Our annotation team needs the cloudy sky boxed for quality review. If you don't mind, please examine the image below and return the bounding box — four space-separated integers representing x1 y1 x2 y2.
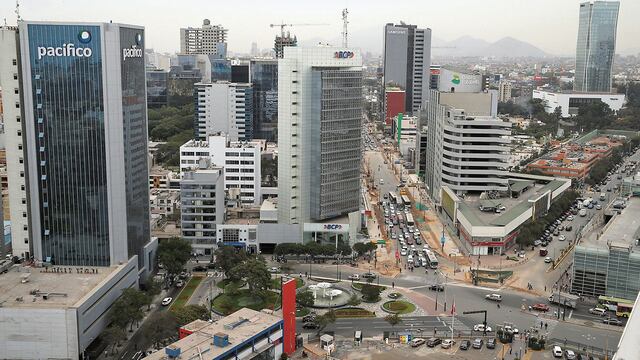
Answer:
2 0 638 55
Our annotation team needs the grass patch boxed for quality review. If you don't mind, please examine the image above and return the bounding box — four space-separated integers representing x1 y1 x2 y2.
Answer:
212 289 279 315
335 307 375 318
216 279 245 289
382 300 416 314
270 277 304 289
170 276 203 310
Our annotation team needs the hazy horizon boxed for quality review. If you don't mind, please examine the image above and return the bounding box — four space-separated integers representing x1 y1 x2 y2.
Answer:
1 0 638 56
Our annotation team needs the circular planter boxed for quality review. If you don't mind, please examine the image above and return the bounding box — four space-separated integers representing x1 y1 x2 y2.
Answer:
381 300 416 315
387 292 402 299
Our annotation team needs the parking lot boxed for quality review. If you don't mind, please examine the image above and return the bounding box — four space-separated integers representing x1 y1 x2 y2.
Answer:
338 339 505 360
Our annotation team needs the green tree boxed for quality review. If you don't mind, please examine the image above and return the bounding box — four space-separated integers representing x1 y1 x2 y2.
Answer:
361 284 383 302
297 291 315 307
172 304 210 325
230 257 271 297
214 245 248 279
102 326 126 355
384 313 402 329
158 237 192 277
142 312 179 349
110 288 148 332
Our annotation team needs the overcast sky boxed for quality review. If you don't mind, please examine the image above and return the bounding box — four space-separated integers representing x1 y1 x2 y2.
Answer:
2 0 638 56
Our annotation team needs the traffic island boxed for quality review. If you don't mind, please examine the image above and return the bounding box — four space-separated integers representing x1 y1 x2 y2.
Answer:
381 300 416 315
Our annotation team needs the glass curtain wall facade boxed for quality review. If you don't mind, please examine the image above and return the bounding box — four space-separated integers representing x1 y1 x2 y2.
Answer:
574 1 619 93
251 60 278 141
26 24 110 266
146 69 168 108
572 245 640 300
120 27 151 269
310 69 362 220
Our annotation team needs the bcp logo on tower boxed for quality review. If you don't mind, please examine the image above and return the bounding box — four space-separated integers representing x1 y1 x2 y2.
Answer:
323 224 343 230
334 51 354 59
36 30 93 60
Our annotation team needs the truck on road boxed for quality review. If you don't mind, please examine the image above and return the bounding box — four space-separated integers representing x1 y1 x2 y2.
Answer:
548 292 579 309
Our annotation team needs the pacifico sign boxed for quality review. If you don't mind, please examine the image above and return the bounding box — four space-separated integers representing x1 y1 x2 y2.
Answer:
334 51 354 59
36 30 94 60
37 43 92 60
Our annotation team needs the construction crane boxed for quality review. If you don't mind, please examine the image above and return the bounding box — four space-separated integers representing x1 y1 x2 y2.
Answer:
269 22 329 58
269 22 329 40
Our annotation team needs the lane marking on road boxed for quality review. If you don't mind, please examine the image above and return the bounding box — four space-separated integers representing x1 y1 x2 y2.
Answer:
568 309 573 319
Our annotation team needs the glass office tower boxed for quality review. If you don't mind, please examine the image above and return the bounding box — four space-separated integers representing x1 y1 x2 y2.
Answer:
251 59 278 141
574 1 619 93
19 21 150 267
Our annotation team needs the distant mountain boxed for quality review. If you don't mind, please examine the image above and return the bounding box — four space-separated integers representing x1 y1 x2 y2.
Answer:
299 28 550 58
433 36 548 58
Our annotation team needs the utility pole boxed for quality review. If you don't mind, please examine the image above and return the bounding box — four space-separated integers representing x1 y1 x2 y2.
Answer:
341 8 349 47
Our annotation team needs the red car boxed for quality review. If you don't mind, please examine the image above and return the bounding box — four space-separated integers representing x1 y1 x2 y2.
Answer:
532 303 550 312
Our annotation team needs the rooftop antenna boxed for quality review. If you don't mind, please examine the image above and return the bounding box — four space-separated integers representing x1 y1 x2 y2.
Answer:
341 8 349 47
15 0 22 22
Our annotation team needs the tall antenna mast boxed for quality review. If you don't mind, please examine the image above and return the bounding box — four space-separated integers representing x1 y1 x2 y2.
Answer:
341 8 349 47
15 0 22 22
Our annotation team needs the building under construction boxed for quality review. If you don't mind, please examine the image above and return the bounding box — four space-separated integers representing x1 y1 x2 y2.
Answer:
274 32 297 58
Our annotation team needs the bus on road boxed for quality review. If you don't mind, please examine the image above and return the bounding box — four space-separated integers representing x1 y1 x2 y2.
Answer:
616 302 633 318
401 195 411 207
389 192 399 204
406 213 415 226
425 250 438 269
598 295 634 312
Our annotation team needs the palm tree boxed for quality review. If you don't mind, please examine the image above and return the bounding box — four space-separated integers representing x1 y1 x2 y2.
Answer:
384 313 402 332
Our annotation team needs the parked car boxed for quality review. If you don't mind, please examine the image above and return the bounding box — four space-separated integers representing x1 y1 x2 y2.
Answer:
545 257 553 263
441 339 455 349
161 297 173 306
566 225 573 231
553 345 563 358
410 338 425 347
175 280 185 288
192 265 207 272
459 340 471 350
485 293 502 302
589 308 607 316
532 303 550 312
565 350 577 360
426 337 442 347
302 314 317 323
559 235 566 241
269 267 280 273
348 274 360 281
486 338 496 349
472 338 483 349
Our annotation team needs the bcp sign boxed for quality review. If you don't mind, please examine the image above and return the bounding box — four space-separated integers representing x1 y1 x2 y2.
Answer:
324 224 343 230
334 51 354 59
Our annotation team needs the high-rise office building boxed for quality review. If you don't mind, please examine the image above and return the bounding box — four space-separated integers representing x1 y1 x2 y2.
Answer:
574 1 619 93
0 26 30 259
9 21 150 267
422 88 507 202
146 68 168 108
180 159 225 255
194 82 254 141
498 80 512 102
277 47 362 224
383 23 431 115
180 19 228 58
251 59 278 140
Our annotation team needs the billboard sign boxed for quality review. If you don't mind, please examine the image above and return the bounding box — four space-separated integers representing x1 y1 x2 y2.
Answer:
437 69 482 93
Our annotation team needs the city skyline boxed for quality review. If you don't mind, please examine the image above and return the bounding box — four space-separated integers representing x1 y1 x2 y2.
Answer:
2 0 639 56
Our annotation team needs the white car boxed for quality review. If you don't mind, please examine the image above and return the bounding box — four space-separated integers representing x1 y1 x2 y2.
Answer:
269 267 280 273
400 249 408 256
485 293 502 302
558 235 566 241
552 345 563 358
565 350 576 360
161 297 173 306
544 257 552 263
567 215 574 221
348 274 360 280
441 339 455 349
473 324 492 332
